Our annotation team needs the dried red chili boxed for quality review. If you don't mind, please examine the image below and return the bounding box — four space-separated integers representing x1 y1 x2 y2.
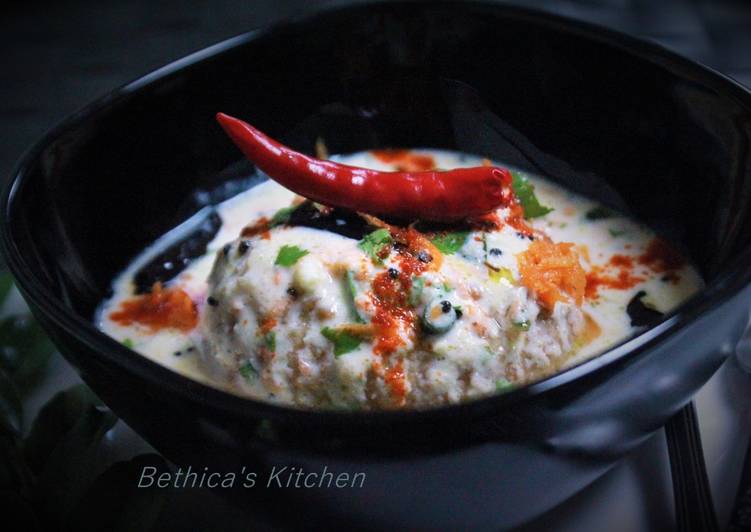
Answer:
216 113 512 222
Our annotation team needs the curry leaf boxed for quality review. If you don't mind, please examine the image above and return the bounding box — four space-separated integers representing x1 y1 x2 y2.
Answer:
321 327 361 357
511 171 553 219
275 245 309 267
358 228 392 263
430 231 468 255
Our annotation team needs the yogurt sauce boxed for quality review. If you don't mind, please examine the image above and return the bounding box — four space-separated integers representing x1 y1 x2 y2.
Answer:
97 149 703 407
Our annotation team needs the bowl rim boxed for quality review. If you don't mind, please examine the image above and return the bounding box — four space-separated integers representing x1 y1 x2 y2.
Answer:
4 0 751 426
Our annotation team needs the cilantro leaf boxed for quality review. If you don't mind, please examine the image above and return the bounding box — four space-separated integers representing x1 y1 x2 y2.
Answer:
269 204 297 227
358 229 392 263
345 271 365 323
430 231 468 254
239 361 258 381
511 171 553 219
321 327 361 356
263 332 276 351
585 206 614 220
275 245 309 267
409 276 425 307
496 378 515 393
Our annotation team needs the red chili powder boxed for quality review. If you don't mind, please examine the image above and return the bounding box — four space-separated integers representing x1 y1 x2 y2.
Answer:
371 149 436 172
110 283 198 332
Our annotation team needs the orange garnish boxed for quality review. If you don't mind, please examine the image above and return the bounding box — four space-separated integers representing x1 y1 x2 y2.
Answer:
517 240 586 310
110 283 198 332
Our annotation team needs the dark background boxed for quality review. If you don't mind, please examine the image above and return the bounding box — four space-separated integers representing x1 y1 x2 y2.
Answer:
3 0 751 186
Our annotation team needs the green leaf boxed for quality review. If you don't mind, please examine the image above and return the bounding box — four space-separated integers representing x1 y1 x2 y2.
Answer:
321 327 361 357
430 231 469 254
121 338 134 349
263 332 276 352
609 228 627 237
24 384 103 475
358 229 392 263
0 272 15 307
33 396 117 525
275 245 309 267
409 276 425 307
0 315 55 394
239 360 258 382
511 171 553 219
0 368 22 435
513 320 531 331
496 378 515 393
65 454 168 532
344 271 365 323
585 206 614 220
269 204 298 227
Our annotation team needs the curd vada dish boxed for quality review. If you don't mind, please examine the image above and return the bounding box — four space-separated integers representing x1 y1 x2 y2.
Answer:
98 114 702 410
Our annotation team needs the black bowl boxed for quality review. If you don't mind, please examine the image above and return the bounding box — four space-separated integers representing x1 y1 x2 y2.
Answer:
4 1 751 529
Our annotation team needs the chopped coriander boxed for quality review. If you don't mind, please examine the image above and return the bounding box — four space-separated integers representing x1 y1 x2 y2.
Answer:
409 276 425 307
513 320 531 331
345 270 366 323
239 360 258 381
264 332 276 351
275 245 309 266
269 204 297 226
585 206 614 220
430 231 469 254
496 378 515 393
510 171 553 219
358 228 392 263
609 228 627 237
122 338 134 349
321 327 361 356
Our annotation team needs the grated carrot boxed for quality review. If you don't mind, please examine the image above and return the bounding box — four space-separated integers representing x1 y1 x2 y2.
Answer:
517 240 586 310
